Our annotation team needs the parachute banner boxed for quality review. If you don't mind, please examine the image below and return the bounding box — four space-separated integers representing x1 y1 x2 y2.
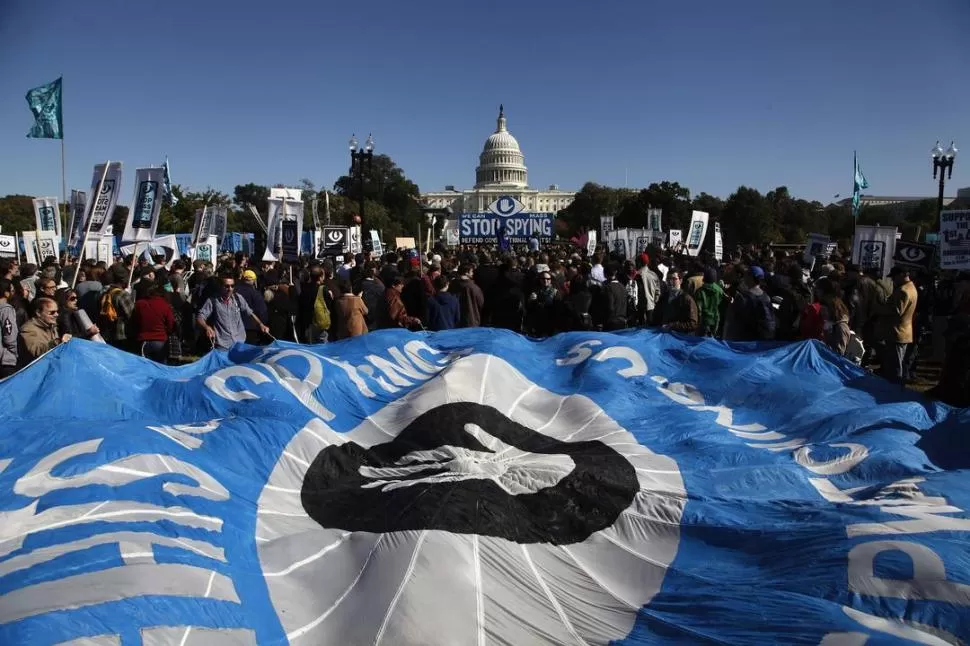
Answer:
0 331 968 644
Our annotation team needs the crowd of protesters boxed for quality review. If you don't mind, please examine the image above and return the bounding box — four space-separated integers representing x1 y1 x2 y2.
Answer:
0 241 968 406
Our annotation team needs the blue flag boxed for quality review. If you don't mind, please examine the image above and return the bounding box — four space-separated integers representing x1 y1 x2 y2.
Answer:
852 151 869 219
0 331 968 644
162 156 178 207
25 77 63 140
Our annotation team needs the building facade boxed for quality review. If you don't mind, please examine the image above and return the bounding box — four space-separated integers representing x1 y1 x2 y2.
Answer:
421 105 575 216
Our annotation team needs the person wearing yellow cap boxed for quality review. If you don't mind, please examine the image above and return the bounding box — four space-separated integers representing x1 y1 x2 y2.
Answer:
237 269 269 345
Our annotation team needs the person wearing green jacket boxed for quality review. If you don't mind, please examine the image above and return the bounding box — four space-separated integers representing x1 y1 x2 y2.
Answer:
695 267 726 337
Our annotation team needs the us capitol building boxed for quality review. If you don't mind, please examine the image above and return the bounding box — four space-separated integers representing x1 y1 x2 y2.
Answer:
421 105 575 215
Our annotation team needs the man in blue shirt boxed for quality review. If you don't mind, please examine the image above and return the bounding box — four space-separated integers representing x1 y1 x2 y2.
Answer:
197 273 269 350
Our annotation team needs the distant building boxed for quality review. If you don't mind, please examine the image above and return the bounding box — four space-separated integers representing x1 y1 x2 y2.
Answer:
836 195 959 209
421 106 575 215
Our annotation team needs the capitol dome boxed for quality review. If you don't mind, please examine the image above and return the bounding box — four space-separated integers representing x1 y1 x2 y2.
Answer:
475 105 528 189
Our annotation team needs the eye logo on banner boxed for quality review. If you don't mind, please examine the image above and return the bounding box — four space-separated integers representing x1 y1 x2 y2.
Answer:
0 235 16 258
319 227 348 256
860 240 886 273
39 206 57 230
258 353 682 644
132 181 158 229
893 241 936 270
488 196 525 218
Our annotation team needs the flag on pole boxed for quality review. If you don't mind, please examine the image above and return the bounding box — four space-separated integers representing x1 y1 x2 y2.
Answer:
852 151 869 219
25 77 63 139
162 156 178 207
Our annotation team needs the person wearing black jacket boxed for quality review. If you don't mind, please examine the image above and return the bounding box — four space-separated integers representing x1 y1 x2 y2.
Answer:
236 270 269 344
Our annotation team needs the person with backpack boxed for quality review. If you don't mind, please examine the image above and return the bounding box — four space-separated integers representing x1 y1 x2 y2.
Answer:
98 267 135 351
723 266 776 342
196 272 270 351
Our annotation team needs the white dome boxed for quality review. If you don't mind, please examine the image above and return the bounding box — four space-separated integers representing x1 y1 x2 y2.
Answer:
475 105 528 189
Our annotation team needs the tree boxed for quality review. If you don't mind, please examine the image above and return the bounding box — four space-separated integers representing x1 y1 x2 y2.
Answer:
233 183 270 216
157 185 230 234
558 182 630 234
333 154 422 235
721 186 780 248
0 195 35 233
641 182 692 232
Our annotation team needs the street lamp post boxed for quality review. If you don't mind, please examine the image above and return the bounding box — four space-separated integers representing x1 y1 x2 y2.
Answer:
349 133 375 233
932 140 957 228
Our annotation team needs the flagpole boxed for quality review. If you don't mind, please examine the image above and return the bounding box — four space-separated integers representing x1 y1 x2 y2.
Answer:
73 160 111 288
60 138 67 243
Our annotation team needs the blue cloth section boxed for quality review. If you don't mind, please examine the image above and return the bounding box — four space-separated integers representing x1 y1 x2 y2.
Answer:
0 331 967 645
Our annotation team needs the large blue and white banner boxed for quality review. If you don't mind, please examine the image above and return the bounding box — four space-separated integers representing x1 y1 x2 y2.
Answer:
0 331 968 644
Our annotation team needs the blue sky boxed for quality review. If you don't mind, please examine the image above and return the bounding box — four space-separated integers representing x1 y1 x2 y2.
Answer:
1 0 968 206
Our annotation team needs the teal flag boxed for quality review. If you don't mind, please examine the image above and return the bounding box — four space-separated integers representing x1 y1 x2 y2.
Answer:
25 77 63 139
852 151 869 219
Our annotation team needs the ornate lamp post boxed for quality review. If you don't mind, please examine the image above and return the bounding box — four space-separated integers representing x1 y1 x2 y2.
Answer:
932 140 957 227
349 133 374 232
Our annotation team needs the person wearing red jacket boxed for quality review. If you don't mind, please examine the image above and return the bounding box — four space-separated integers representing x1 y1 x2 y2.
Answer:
131 284 176 363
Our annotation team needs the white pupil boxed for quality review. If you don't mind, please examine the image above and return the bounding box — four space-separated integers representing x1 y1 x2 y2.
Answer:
358 422 575 495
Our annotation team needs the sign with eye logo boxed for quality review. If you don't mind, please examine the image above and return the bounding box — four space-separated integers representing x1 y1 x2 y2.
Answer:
319 226 349 256
459 196 553 244
852 225 897 277
892 240 936 271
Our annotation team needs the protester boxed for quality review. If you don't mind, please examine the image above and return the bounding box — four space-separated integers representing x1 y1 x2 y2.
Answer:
132 284 177 362
55 288 99 340
385 276 422 329
98 266 135 351
196 273 270 351
655 270 699 334
427 274 460 331
724 266 776 342
236 269 269 345
336 281 369 339
18 297 70 366
450 264 484 328
694 267 724 337
0 279 18 378
881 265 918 384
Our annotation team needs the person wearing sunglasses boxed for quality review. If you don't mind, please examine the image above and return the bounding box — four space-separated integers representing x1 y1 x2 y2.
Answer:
17 297 71 366
55 288 100 340
196 273 270 351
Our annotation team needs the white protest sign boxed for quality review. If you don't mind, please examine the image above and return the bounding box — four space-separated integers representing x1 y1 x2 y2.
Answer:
586 230 597 256
191 236 218 264
803 233 831 266
95 237 113 264
0 235 16 258
370 229 384 255
600 215 614 235
685 211 709 257
669 230 682 249
32 197 61 241
21 231 58 265
714 222 723 263
852 225 897 277
940 210 970 270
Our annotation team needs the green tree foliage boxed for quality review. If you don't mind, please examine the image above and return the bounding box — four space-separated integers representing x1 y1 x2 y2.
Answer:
332 154 422 235
559 182 849 248
0 195 35 233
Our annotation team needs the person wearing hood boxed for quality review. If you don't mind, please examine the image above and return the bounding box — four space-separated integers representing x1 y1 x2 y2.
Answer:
694 267 725 337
